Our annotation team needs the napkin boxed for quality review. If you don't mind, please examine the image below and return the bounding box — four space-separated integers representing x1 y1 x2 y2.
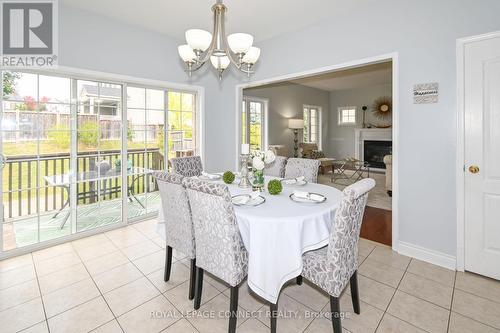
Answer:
233 191 260 205
293 190 324 202
201 172 219 180
283 176 306 185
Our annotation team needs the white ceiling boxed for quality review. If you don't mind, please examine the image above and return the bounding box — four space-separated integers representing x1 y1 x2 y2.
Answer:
291 62 392 91
61 0 348 42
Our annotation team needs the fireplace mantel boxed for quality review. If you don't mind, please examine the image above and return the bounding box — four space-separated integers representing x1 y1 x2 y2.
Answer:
354 128 392 162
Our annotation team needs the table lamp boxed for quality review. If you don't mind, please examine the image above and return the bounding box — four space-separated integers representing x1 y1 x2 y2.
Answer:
288 119 304 157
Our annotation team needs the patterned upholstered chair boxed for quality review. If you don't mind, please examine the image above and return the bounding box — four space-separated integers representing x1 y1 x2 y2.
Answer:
183 177 278 333
284 158 321 183
153 171 197 300
264 156 288 178
300 178 375 333
170 156 203 177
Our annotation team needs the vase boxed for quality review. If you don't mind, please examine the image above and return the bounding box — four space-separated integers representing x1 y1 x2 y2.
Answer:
252 169 265 192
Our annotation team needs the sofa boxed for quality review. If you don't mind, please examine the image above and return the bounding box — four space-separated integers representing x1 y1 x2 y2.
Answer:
383 155 392 196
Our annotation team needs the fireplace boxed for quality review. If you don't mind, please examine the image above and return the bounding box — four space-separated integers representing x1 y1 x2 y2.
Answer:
363 140 392 169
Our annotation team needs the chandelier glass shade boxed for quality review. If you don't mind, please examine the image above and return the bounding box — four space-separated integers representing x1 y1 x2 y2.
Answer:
178 0 260 79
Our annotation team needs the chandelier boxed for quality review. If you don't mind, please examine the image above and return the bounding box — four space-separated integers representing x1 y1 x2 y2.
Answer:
177 0 260 80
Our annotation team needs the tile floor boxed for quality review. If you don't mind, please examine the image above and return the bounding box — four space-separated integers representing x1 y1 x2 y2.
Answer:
1 219 500 333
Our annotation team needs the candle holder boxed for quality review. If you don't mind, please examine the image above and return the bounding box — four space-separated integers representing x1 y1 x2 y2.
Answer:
238 154 251 188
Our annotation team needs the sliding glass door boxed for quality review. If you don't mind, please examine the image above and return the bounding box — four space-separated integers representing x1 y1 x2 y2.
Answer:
1 70 198 253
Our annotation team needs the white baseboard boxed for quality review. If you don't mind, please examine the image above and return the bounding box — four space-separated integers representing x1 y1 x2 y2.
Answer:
397 241 456 270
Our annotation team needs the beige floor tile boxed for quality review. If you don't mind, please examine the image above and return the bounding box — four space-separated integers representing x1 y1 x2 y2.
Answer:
448 312 500 333
358 238 377 258
387 291 449 333
20 320 49 333
407 259 455 287
455 271 500 305
358 258 405 288
452 289 500 329
256 294 316 333
34 251 81 277
223 281 268 312
94 262 143 293
345 275 395 311
38 263 90 295
335 292 384 333
75 239 118 262
282 280 329 312
121 240 161 261
84 251 129 276
132 219 160 239
147 262 190 293
72 233 109 249
105 226 148 248
236 318 271 333
151 236 167 249
376 313 426 333
367 246 410 270
0 253 33 273
117 295 180 333
104 277 160 316
164 280 220 313
204 272 229 292
133 250 168 275
398 272 453 309
0 279 40 311
91 319 124 333
32 243 75 263
188 293 244 333
43 278 100 318
0 297 45 333
161 319 198 333
0 263 36 290
48 297 114 333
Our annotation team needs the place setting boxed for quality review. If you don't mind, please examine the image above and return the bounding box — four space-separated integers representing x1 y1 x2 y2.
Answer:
281 175 308 186
231 191 266 207
289 190 327 204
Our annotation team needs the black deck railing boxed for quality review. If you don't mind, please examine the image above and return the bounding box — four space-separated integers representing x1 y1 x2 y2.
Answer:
3 148 165 219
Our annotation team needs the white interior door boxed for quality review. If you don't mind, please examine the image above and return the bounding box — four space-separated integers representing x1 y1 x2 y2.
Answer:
464 34 500 280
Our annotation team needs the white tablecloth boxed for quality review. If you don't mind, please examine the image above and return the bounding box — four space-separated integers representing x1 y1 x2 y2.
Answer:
155 176 342 303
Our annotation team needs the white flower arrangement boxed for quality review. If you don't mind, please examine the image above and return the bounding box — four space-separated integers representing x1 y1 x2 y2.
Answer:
251 149 276 171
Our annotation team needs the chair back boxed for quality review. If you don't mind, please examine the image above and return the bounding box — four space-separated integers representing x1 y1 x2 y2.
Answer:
284 158 321 183
327 178 375 295
264 156 288 178
182 177 248 287
153 171 195 259
170 156 203 177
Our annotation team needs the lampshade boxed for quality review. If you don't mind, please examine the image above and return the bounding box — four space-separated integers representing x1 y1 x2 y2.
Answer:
178 45 196 62
227 33 254 54
210 55 230 70
288 119 304 129
185 29 212 51
242 47 260 64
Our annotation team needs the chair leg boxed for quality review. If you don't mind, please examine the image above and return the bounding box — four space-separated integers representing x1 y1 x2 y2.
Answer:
164 246 172 282
270 302 278 333
350 270 360 314
330 296 342 333
296 275 303 285
188 259 196 300
228 286 239 333
193 267 204 310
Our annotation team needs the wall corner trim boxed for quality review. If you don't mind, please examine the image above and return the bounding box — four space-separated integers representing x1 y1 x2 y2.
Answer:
398 241 456 270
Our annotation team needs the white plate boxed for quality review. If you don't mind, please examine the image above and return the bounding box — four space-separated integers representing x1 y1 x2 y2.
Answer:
289 192 326 204
198 174 221 181
232 194 266 207
281 178 308 186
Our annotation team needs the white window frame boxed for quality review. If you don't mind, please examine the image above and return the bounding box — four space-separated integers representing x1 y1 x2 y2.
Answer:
303 105 322 149
338 106 357 126
242 96 269 151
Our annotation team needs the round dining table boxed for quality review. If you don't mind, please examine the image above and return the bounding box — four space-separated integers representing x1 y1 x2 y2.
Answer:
157 175 343 304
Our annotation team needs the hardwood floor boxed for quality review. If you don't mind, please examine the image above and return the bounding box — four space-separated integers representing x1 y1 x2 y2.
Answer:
360 206 392 246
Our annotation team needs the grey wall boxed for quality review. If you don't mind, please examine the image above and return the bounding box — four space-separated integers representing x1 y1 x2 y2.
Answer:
328 83 392 158
244 83 330 156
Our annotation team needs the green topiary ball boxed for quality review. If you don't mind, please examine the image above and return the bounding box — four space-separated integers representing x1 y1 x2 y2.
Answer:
267 179 283 195
223 171 235 184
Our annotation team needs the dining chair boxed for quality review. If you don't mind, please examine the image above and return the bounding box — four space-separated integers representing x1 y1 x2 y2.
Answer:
264 156 288 178
284 158 321 183
183 177 278 333
170 156 203 177
153 171 197 300
299 178 375 333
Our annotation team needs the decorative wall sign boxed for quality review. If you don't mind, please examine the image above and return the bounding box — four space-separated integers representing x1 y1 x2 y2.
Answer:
414 82 439 104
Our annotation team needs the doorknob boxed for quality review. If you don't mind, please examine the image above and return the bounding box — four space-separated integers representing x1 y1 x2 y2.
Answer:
468 165 480 174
